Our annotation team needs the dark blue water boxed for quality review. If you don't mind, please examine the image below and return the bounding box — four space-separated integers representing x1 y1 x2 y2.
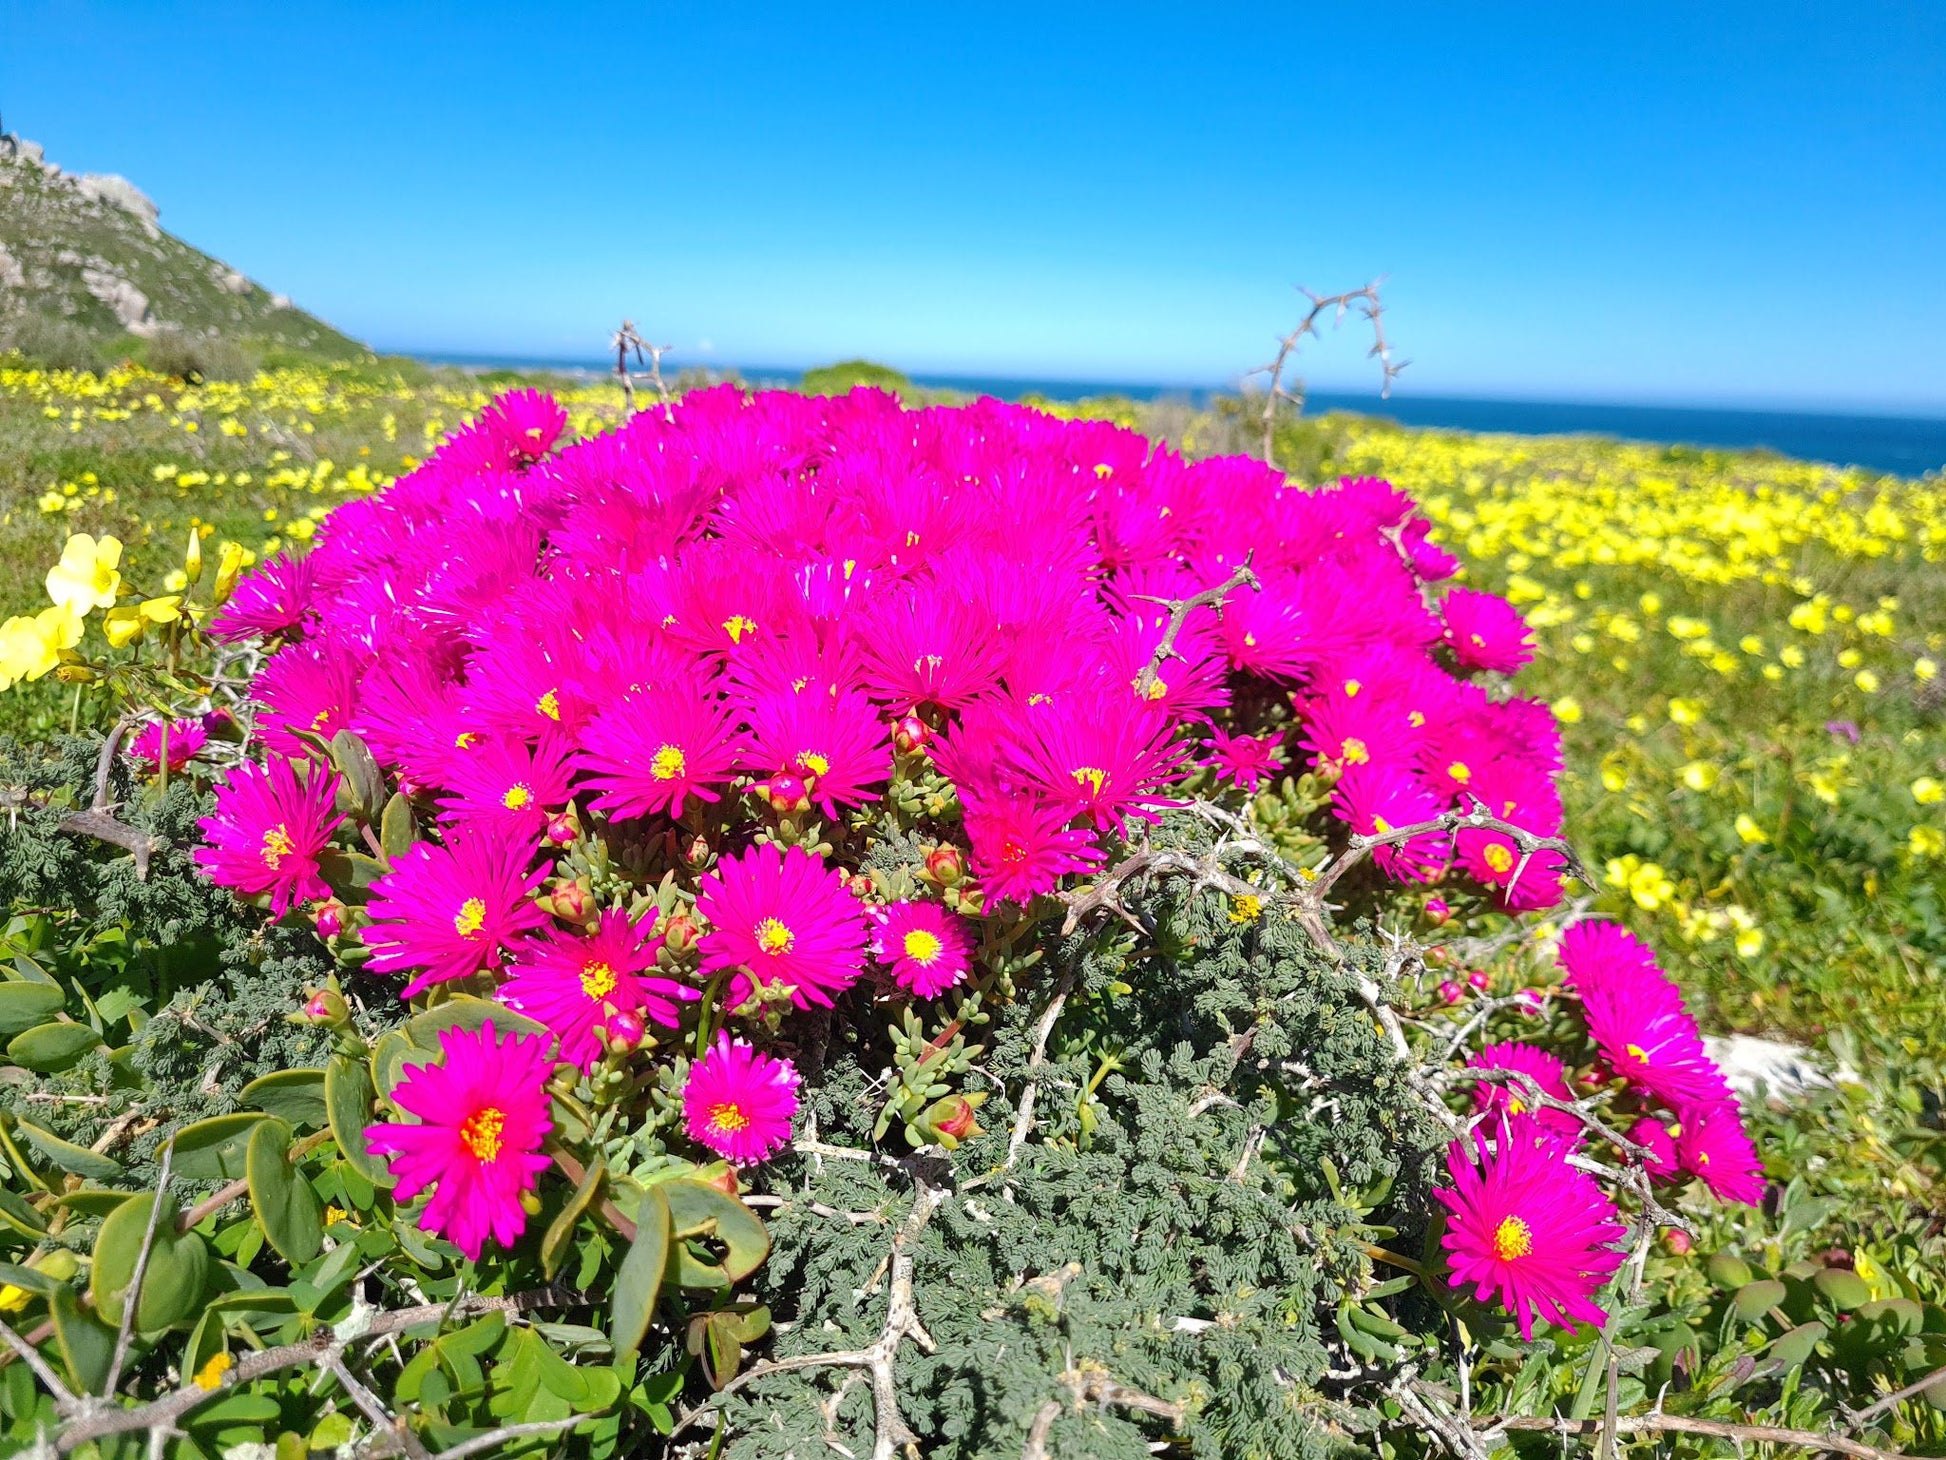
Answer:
409 352 1946 479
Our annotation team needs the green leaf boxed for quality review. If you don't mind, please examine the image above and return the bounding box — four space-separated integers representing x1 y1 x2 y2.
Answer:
1813 1267 1873 1311
243 1069 330 1129
404 994 546 1049
664 1179 769 1289
609 1184 672 1356
6 1022 101 1073
1705 1252 1754 1289
50 1286 115 1393
12 1118 123 1181
380 792 419 860
8 953 58 987
90 1190 211 1331
369 1029 430 1099
51 1189 135 1218
1769 1320 1826 1369
326 1054 391 1188
0 1262 58 1297
1733 1279 1788 1322
0 1187 47 1239
170 1113 267 1181
330 729 387 820
247 1118 323 1265
316 849 389 901
0 983 65 1034
542 1157 605 1283
181 1307 227 1394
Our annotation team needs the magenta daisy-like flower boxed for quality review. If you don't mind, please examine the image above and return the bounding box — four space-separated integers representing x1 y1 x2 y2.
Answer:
1467 1042 1580 1139
683 1033 801 1165
960 792 1105 906
578 686 747 822
1330 762 1448 883
364 1022 554 1260
210 552 318 642
696 842 868 1008
1442 588 1535 675
253 639 362 756
129 716 207 774
743 682 891 817
476 388 569 469
1198 722 1285 793
1676 1100 1764 1205
500 907 695 1069
194 756 343 916
1627 1116 1680 1178
869 901 974 997
364 833 549 998
998 694 1184 835
436 733 575 840
1559 921 1732 1112
1434 1117 1628 1340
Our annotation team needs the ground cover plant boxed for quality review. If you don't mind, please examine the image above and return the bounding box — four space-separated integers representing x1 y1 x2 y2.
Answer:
0 358 1941 1459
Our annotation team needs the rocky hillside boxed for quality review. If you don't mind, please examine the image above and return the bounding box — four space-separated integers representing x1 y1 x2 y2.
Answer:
0 132 365 367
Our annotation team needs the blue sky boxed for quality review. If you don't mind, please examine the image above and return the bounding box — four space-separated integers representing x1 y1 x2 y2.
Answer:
3 2 1942 409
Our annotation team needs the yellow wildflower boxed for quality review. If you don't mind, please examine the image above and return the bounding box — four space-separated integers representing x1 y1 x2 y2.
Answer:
1734 814 1768 845
1667 698 1704 726
1910 827 1945 859
1913 777 1944 806
45 532 123 613
1679 762 1719 792
1551 696 1582 724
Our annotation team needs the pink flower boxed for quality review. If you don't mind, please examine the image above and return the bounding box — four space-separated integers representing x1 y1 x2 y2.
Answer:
997 694 1184 835
210 552 317 642
1442 588 1534 675
1467 1042 1580 1138
129 717 207 774
1330 762 1448 882
960 792 1105 906
869 901 974 997
475 388 569 469
683 1033 800 1164
1559 922 1732 1113
435 733 575 840
578 685 746 822
1435 1117 1627 1339
365 1022 554 1260
252 639 363 756
500 907 695 1070
743 682 891 817
364 834 549 998
1197 722 1286 794
1677 1101 1764 1205
1627 1116 1680 1178
194 756 343 916
696 842 868 1009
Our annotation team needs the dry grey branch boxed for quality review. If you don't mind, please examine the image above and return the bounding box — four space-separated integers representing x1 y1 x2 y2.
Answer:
1249 280 1407 466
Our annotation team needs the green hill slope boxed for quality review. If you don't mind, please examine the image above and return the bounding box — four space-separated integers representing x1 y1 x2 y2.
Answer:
0 132 366 371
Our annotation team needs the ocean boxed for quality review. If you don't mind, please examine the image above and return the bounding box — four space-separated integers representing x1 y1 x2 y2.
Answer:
411 354 1946 479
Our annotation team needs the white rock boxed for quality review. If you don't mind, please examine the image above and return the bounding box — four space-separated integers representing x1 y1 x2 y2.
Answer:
0 244 23 291
74 173 160 238
216 266 251 295
270 292 291 310
1702 1034 1855 1101
80 266 157 335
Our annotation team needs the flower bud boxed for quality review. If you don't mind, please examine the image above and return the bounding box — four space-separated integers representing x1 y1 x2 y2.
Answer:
291 987 349 1027
210 541 248 607
54 663 96 684
1424 896 1451 925
314 900 346 939
544 811 578 846
540 878 595 923
893 713 929 754
1662 1229 1693 1256
520 1190 543 1216
757 774 810 814
1437 978 1464 1005
923 844 966 887
183 525 204 586
847 873 874 899
1423 944 1449 968
201 706 237 737
603 1009 647 1053
918 1093 986 1149
1515 988 1547 1014
1466 969 1490 992
700 1165 741 1198
662 911 700 954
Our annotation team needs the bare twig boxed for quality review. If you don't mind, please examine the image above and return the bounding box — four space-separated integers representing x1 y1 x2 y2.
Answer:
1484 1412 1910 1460
323 1352 432 1460
1004 967 1076 1169
103 1138 173 1397
611 320 674 422
1128 557 1261 700
1248 281 1407 466
426 1418 590 1460
1021 1368 1185 1459
0 1318 76 1414
1846 1360 1946 1430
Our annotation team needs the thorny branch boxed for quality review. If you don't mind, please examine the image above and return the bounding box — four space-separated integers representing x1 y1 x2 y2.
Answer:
1128 557 1261 700
1248 281 1406 467
611 319 674 423
48 716 169 880
1020 1368 1187 1460
1479 1411 1912 1460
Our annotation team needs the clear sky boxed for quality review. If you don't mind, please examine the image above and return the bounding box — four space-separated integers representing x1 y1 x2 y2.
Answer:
3 2 1942 410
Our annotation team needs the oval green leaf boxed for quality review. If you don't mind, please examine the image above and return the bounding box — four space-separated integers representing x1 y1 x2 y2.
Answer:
246 1117 323 1265
326 1054 392 1187
664 1179 770 1288
0 1186 49 1238
1813 1267 1873 1311
90 1191 210 1331
369 1029 430 1100
1769 1320 1826 1369
13 1117 123 1181
404 994 546 1050
243 1068 330 1129
0 983 65 1034
7 1022 101 1073
52 1189 136 1218
541 1156 605 1283
170 1113 267 1181
1732 1279 1787 1323
51 1286 115 1393
609 1184 672 1356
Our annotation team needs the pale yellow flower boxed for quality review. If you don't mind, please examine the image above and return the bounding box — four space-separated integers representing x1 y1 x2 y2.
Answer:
45 532 123 613
1680 762 1719 792
1734 814 1769 845
1551 696 1582 724
1910 826 1945 859
1913 777 1944 806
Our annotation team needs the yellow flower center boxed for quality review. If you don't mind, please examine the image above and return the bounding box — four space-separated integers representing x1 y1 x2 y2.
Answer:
502 782 532 810
1484 843 1515 874
1624 1042 1649 1064
650 744 686 780
1342 737 1370 764
1372 815 1392 834
1448 760 1472 784
902 929 944 965
454 898 488 937
723 613 757 644
260 824 294 869
755 917 794 955
999 838 1027 866
455 730 477 749
709 1101 752 1133
1072 766 1107 795
1507 1097 1527 1114
535 689 561 721
1344 678 1363 697
580 961 617 1000
458 1106 505 1162
1132 675 1167 700
798 751 831 777
1492 1215 1533 1261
